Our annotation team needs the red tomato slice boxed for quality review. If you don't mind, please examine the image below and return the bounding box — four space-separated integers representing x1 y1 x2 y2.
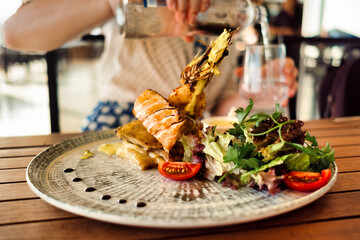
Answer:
283 169 332 191
158 162 201 181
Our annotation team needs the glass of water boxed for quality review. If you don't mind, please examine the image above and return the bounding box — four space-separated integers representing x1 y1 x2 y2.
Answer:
239 44 288 114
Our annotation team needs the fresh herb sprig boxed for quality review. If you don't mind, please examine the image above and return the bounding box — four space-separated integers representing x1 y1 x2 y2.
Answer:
226 99 254 141
226 99 293 140
218 142 260 182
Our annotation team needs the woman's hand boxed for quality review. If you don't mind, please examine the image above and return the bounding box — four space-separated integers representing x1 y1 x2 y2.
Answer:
282 57 298 98
166 0 211 42
215 57 299 116
236 57 298 104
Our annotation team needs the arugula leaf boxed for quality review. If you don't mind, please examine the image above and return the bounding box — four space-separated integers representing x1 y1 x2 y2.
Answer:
309 143 335 172
305 132 319 147
242 158 261 169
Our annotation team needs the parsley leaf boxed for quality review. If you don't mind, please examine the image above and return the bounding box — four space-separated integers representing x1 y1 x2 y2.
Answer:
226 99 254 140
223 142 258 169
226 123 245 141
235 98 254 124
219 142 260 182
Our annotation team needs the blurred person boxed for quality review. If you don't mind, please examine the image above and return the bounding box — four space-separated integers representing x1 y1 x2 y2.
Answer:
270 0 302 37
3 0 298 131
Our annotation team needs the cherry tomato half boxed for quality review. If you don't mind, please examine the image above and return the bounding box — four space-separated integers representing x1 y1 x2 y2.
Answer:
158 162 201 181
283 169 331 192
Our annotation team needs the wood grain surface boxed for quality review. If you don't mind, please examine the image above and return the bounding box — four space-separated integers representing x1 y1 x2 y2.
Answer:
0 118 359 240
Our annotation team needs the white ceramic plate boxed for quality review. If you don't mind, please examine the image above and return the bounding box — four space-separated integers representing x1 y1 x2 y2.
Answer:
26 130 337 229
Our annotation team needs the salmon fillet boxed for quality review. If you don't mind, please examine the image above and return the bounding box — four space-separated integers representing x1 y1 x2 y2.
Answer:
133 89 186 152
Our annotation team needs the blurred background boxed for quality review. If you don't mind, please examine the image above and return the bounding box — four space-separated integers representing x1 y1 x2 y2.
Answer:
1 0 360 137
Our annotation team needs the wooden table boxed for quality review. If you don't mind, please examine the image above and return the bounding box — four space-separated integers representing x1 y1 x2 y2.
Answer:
1 117 360 240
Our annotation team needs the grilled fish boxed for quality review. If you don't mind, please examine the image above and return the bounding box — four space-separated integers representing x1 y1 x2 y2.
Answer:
133 89 189 152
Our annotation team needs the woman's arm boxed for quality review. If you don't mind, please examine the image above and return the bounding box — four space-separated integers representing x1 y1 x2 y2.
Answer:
3 0 114 53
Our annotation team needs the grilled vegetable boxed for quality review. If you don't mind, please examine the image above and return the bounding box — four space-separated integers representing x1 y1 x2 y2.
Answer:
168 29 236 119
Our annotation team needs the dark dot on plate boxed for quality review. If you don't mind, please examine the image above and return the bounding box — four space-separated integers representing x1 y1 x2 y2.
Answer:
85 187 96 192
136 202 147 208
101 195 111 200
72 178 82 182
64 168 74 173
118 199 127 204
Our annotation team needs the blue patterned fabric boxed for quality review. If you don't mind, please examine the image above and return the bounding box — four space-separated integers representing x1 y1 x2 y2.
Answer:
82 101 137 131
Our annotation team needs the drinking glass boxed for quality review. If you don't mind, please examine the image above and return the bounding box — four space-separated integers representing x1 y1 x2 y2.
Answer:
239 44 288 114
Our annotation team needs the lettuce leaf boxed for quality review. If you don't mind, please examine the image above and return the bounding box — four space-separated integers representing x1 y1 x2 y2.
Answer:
286 142 335 172
202 130 234 161
179 135 193 163
260 141 293 161
201 129 236 174
179 134 205 164
284 152 310 171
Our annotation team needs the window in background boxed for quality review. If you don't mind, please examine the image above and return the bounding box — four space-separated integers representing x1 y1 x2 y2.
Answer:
297 0 360 120
0 1 104 137
57 42 103 133
0 1 50 137
322 0 360 38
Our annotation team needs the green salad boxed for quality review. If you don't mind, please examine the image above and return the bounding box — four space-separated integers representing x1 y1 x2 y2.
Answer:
180 99 335 194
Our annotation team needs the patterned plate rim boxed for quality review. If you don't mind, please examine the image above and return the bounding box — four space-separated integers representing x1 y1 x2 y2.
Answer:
26 130 338 229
